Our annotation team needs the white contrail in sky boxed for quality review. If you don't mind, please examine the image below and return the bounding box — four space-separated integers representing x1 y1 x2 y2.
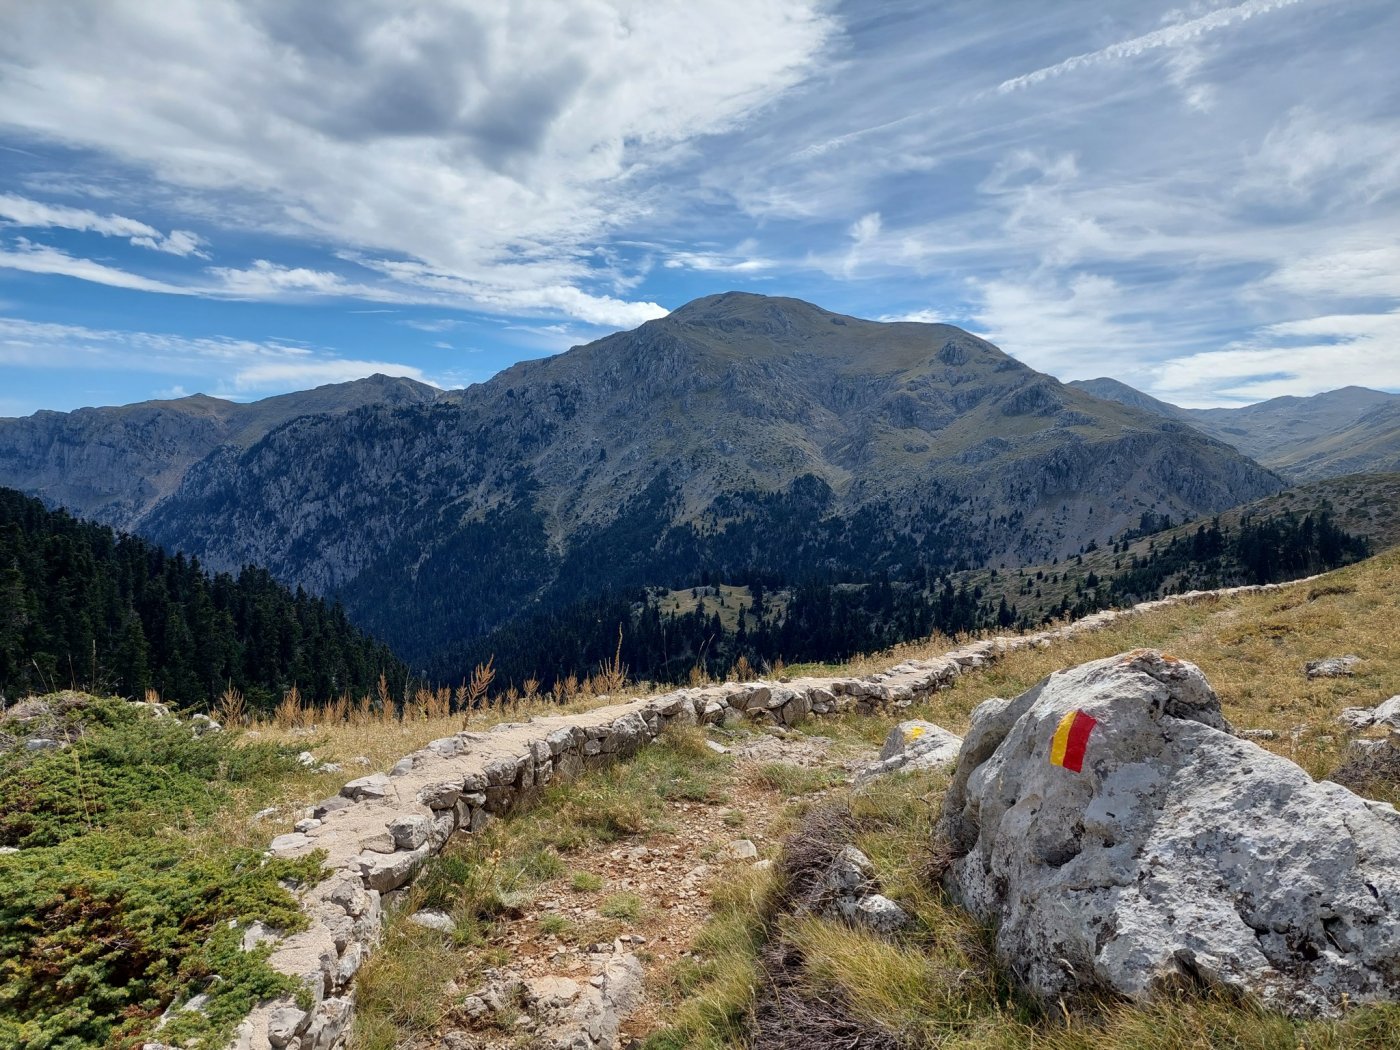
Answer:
997 0 1312 94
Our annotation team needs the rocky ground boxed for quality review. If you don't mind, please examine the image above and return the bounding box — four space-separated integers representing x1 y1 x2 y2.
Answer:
424 726 878 1049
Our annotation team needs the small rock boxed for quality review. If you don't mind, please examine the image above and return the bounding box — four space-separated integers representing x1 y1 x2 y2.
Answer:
704 740 729 755
1240 728 1278 740
297 750 316 767
408 909 456 933
387 814 431 850
241 920 280 952
1307 655 1360 679
340 772 391 801
312 795 351 819
721 839 758 861
268 832 311 855
24 737 63 751
843 893 912 935
1373 696 1400 728
266 1002 307 1049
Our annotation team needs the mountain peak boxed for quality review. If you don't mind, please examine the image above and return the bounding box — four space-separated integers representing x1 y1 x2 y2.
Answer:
668 290 845 325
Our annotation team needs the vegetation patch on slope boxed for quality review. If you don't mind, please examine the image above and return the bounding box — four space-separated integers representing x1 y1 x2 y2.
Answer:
0 696 322 1050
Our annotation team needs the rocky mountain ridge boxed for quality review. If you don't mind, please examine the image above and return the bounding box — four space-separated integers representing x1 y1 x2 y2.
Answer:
0 293 1285 674
1070 378 1400 481
0 373 440 529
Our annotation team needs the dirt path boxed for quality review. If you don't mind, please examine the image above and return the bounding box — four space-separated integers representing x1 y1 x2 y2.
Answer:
430 726 878 1049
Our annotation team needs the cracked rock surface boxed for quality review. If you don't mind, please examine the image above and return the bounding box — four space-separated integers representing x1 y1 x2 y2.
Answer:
937 648 1400 1017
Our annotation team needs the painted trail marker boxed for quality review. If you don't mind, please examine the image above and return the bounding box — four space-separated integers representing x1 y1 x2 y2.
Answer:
1049 709 1097 773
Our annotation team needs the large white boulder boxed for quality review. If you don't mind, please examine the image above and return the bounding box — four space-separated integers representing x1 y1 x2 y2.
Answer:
937 649 1400 1017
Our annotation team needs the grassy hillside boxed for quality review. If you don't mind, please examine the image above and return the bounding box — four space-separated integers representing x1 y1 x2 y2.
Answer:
7 543 1397 1049
648 547 1400 1049
951 472 1399 625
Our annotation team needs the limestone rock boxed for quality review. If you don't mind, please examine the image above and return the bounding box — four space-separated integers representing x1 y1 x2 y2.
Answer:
721 838 758 861
519 948 643 1049
356 845 429 893
265 1001 308 1049
938 648 1400 1017
408 909 456 933
1375 696 1400 728
387 814 431 850
1306 655 1361 679
340 772 391 801
857 719 963 782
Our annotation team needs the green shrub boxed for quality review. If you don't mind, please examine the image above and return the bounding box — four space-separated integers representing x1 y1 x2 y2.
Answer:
0 697 319 1048
0 833 320 1050
0 697 301 848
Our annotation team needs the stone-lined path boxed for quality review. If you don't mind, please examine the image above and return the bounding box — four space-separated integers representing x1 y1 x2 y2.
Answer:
228 578 1317 1050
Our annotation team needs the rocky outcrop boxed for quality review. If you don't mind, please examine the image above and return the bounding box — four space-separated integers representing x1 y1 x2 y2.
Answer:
937 649 1400 1017
1338 695 1400 730
807 845 910 935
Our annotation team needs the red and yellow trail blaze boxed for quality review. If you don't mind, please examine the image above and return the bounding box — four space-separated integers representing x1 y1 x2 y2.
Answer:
1049 709 1097 773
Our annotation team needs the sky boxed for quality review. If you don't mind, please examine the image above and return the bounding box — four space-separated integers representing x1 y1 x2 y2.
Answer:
1 0 1398 415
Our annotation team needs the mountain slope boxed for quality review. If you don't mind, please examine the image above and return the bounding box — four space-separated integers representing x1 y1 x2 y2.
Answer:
0 374 440 529
124 293 1283 674
0 486 407 709
1067 377 1192 421
1070 379 1400 481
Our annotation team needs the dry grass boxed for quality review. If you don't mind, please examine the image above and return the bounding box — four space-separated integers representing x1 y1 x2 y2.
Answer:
791 547 1400 800
647 549 1400 1049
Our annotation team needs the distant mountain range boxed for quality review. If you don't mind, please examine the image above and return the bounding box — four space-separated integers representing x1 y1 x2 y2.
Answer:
1069 379 1400 481
0 293 1288 676
0 373 440 530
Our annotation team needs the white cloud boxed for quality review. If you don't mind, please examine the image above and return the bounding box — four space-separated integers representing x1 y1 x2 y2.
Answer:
131 228 208 257
972 271 1175 379
208 259 359 297
1239 108 1400 207
401 318 466 333
352 256 668 327
1256 243 1400 301
0 1 834 326
0 315 427 396
995 0 1310 95
662 242 775 273
1152 309 1400 404
230 358 429 392
0 192 209 256
0 239 191 294
877 308 947 324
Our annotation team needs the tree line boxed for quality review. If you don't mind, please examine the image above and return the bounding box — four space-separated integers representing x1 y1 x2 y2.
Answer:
0 487 407 711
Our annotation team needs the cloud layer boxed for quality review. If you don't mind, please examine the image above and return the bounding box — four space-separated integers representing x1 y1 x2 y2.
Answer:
0 0 1396 410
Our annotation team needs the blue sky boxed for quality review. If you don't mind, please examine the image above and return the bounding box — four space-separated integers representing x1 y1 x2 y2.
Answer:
1 0 1398 415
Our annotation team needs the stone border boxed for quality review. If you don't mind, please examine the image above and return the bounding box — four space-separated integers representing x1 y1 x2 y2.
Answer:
223 577 1317 1050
